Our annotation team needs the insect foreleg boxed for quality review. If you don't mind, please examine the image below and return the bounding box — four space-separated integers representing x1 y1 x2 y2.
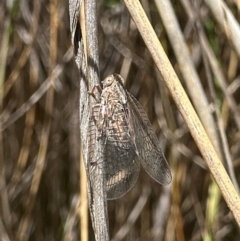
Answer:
88 84 103 101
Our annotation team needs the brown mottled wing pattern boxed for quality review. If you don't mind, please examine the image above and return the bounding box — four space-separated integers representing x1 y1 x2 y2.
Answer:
103 101 140 200
88 74 171 200
89 85 140 200
127 93 172 185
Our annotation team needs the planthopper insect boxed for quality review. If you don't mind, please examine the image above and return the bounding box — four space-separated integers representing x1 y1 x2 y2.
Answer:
88 74 172 200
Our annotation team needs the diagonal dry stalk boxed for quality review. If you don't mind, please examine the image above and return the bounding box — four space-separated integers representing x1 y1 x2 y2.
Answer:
154 0 220 156
123 0 240 227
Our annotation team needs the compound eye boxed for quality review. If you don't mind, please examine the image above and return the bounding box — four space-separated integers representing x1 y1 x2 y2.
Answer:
106 78 112 86
102 75 113 87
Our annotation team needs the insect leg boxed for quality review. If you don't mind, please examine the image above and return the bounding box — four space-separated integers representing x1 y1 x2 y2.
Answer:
88 84 102 101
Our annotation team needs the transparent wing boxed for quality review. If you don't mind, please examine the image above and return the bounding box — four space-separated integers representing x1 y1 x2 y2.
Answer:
104 141 140 200
88 103 140 200
127 93 172 185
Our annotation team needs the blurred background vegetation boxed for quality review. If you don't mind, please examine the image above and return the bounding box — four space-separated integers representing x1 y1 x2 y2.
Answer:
0 0 240 240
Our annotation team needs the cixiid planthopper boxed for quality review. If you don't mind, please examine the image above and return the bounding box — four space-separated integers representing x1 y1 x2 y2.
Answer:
88 74 172 200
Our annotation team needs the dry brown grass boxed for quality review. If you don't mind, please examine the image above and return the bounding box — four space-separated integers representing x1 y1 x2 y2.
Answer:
0 0 240 240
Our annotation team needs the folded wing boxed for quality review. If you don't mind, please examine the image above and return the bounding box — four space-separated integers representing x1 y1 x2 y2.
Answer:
127 93 172 185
